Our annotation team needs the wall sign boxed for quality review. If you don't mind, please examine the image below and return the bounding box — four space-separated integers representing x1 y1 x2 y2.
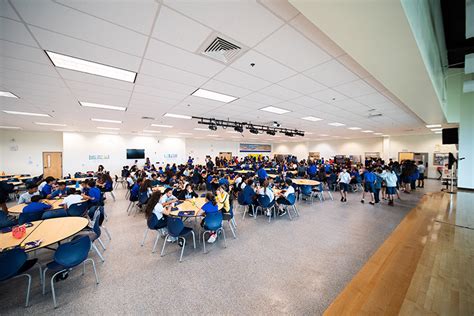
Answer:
164 153 178 159
89 154 110 160
239 143 271 153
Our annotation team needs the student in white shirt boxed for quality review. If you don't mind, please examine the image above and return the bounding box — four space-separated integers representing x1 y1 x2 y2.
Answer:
276 179 295 216
62 189 83 209
256 180 274 216
159 188 177 207
18 183 40 204
417 161 425 188
337 168 351 202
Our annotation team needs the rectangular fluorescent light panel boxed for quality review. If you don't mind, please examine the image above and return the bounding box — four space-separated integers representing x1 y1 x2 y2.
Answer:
151 124 173 128
191 88 237 103
207 135 219 137
193 128 208 131
46 51 137 83
434 131 442 134
374 132 382 135
302 116 322 122
164 113 191 120
362 130 374 133
348 127 361 130
431 128 442 131
0 91 19 98
260 106 290 114
426 124 441 128
34 122 66 126
143 130 161 133
80 101 126 111
328 122 345 126
178 132 192 135
97 127 119 130
91 118 122 124
0 125 21 129
3 110 50 117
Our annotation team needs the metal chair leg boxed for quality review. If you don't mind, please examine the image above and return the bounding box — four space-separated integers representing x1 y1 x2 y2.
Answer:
160 234 169 256
179 237 186 262
152 232 161 253
102 226 112 240
220 227 227 248
141 229 149 246
91 243 105 262
202 231 208 253
191 231 196 249
86 258 100 284
228 220 237 238
97 237 106 251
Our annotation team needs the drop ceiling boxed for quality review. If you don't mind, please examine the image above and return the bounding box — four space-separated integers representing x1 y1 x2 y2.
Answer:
0 0 437 142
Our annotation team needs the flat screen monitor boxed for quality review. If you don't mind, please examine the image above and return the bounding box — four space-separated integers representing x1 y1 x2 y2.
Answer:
442 128 458 144
126 149 145 159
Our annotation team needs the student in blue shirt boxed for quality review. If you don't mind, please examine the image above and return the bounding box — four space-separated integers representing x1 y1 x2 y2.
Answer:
40 177 56 198
242 179 257 215
130 178 142 201
361 167 376 205
199 193 219 243
48 182 68 199
308 163 317 179
23 195 51 214
82 180 102 206
257 165 268 183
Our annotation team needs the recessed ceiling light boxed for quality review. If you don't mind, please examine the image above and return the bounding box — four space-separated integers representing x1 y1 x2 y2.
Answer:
91 118 122 124
0 125 21 129
164 113 192 120
193 128 209 131
319 134 329 136
362 130 374 133
431 128 442 131
143 130 161 133
434 131 442 134
79 101 127 111
3 110 51 117
178 132 192 135
34 122 67 127
382 134 390 137
260 106 291 114
374 132 382 135
426 124 441 128
45 50 137 82
100 131 119 135
191 88 238 103
328 122 345 127
151 124 173 128
207 134 219 137
348 127 361 130
302 116 322 122
97 127 120 130
0 91 19 98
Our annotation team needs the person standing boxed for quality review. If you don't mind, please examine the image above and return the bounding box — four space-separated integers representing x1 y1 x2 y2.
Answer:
361 167 376 205
337 168 350 202
417 161 425 188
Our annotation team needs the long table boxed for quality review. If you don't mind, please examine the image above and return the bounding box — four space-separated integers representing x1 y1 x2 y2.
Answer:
8 198 66 214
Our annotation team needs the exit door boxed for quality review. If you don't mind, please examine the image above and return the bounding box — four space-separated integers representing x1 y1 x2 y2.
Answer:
43 152 62 179
414 152 429 168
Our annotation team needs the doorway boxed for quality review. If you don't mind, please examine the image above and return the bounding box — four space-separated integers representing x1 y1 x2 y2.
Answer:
43 152 63 179
414 152 429 168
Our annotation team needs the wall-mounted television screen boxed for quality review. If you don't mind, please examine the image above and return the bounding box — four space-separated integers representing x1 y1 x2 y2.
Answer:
442 128 458 145
126 149 145 159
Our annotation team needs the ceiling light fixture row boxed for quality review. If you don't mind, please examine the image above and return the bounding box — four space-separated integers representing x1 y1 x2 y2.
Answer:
192 116 305 137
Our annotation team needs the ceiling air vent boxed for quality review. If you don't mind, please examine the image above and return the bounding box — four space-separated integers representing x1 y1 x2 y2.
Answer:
201 36 242 64
141 116 155 120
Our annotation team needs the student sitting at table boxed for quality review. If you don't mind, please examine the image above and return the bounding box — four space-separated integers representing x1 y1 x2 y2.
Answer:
199 193 219 243
276 179 295 216
48 182 68 199
40 176 56 198
177 184 198 200
23 195 52 215
160 188 177 207
242 179 257 216
80 180 89 195
63 188 83 209
144 191 171 235
257 164 268 183
216 185 230 214
81 180 102 206
256 180 274 216
218 172 229 187
18 183 40 204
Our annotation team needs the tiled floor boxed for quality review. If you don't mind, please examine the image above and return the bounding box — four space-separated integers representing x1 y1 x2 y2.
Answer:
0 181 441 315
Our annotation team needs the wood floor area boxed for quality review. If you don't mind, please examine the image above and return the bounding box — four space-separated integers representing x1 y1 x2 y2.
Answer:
324 191 474 315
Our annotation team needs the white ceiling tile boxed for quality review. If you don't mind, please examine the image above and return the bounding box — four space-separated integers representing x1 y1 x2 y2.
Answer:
145 38 224 77
132 85 185 102
164 0 284 47
291 95 326 107
336 54 371 79
305 59 358 87
152 6 212 52
1 56 58 78
13 1 148 56
255 25 332 72
0 1 20 20
243 92 282 106
0 17 37 46
364 76 388 92
310 88 348 103
55 0 158 34
333 99 370 112
289 14 345 58
333 79 376 98
0 40 51 65
29 26 142 71
353 93 390 106
201 80 251 98
140 59 207 87
259 0 299 21
278 74 327 94
231 50 296 82
260 84 302 101
214 67 271 91
67 80 132 99
136 74 197 95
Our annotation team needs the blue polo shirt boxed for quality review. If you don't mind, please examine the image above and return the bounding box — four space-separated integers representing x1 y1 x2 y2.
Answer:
242 185 256 205
41 184 53 197
87 187 102 204
201 201 218 214
130 183 140 199
23 202 51 214
50 188 67 199
364 171 376 183
308 165 317 176
257 168 268 179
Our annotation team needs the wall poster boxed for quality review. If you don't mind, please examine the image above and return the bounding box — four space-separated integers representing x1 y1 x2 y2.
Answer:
239 143 271 153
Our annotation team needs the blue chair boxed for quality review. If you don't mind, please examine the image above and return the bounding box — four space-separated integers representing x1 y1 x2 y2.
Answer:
0 211 17 229
67 202 88 217
0 248 41 307
126 189 139 216
42 209 68 220
18 211 43 224
73 209 105 262
222 204 237 238
201 212 227 253
141 213 167 253
200 193 206 198
160 217 196 262
237 192 254 219
42 236 99 308
277 193 299 220
257 195 277 223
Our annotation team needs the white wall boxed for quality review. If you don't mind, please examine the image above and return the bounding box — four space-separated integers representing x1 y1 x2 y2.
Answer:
0 131 63 176
63 133 186 176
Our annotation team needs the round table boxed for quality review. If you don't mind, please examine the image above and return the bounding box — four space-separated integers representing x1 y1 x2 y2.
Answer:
170 197 223 217
8 198 66 214
0 217 88 252
291 179 321 186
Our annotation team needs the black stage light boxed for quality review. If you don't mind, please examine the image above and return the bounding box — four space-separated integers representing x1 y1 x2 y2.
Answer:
284 131 294 137
208 124 217 131
234 125 244 133
249 126 259 134
266 130 276 136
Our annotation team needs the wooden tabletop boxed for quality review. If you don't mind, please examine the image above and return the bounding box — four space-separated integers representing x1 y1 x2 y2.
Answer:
8 198 65 214
0 220 43 252
22 217 89 252
170 197 223 217
291 179 321 186
9 181 24 186
152 186 167 193
234 170 255 174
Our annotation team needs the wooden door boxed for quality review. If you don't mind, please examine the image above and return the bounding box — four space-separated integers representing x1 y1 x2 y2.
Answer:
43 152 62 179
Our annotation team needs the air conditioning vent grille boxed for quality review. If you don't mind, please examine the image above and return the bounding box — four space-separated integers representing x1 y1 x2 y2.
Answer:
202 37 242 64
